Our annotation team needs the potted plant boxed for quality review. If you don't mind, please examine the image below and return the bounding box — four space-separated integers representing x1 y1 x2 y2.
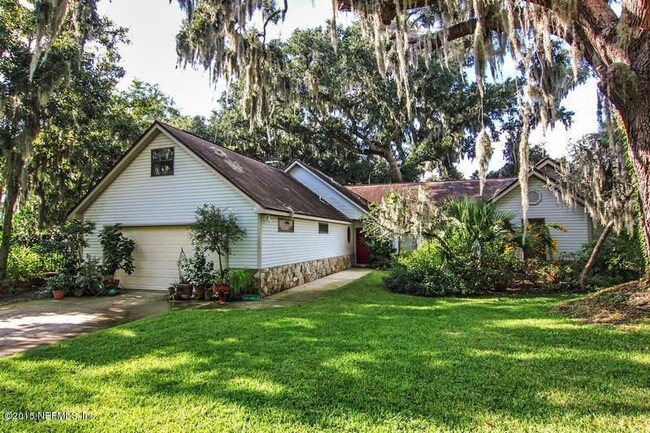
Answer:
45 271 75 300
226 269 253 301
214 276 230 303
180 250 215 300
168 281 182 301
99 224 135 289
75 256 103 296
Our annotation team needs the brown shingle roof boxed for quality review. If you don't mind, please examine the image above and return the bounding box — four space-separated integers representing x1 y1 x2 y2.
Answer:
157 122 349 222
347 178 516 204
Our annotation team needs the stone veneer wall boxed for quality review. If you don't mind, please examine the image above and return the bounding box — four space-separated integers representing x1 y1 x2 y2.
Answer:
254 254 353 296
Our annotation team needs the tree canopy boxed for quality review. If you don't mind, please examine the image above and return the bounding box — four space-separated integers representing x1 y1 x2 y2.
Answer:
170 0 650 273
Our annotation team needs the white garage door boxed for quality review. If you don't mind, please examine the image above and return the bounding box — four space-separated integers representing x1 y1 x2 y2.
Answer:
115 226 195 291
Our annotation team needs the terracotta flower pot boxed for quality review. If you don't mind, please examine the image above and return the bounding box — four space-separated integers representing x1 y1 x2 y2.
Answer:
52 290 65 300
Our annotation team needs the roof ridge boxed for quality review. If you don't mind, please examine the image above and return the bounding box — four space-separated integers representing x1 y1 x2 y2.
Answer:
348 177 517 188
155 121 272 169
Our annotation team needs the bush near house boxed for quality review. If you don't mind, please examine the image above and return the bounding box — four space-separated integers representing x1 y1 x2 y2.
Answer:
570 232 645 289
382 198 615 296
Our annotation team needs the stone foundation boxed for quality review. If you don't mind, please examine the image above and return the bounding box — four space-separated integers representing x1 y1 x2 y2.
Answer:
254 254 353 296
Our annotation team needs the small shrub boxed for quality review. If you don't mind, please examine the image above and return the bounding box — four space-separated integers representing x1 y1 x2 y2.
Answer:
227 269 253 296
6 246 45 282
75 257 104 296
99 224 135 279
367 238 395 269
572 233 644 288
180 250 215 289
190 204 246 276
46 220 96 272
384 240 521 296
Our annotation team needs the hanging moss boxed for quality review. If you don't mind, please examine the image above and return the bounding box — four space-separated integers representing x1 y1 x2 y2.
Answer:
475 129 492 197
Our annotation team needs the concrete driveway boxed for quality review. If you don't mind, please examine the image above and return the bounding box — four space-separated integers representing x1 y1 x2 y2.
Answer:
0 268 372 358
0 290 170 357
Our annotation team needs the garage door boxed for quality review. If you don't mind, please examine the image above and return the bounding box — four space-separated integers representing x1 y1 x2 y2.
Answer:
115 226 195 291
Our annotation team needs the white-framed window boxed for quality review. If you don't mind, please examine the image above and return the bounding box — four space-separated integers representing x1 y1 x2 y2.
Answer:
151 147 174 176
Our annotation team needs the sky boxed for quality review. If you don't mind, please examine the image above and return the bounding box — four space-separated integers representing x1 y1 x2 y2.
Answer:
98 0 600 177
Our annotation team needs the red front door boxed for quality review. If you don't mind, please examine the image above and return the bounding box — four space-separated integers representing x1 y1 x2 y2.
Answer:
355 228 371 265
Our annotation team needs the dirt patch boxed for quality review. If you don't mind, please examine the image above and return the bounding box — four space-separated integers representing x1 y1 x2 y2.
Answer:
555 278 650 325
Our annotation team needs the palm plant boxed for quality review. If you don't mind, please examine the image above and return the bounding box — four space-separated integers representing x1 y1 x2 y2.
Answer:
443 199 516 264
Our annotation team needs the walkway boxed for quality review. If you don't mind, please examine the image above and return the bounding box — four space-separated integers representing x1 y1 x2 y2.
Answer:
0 268 371 357
196 268 372 310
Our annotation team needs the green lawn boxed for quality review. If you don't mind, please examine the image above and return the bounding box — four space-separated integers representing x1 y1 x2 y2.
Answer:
1 272 649 432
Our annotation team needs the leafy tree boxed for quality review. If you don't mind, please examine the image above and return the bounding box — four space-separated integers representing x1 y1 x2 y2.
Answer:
171 0 650 277
0 0 104 278
189 204 247 276
362 187 444 250
555 126 638 288
487 143 549 179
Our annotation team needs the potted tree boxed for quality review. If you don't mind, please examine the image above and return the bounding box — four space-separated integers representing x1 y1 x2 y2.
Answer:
189 204 246 302
98 224 135 290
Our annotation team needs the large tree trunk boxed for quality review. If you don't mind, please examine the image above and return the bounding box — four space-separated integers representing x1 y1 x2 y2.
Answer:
580 220 615 290
0 154 24 279
612 75 650 276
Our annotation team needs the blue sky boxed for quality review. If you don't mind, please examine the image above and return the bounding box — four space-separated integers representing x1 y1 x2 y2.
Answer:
99 0 599 176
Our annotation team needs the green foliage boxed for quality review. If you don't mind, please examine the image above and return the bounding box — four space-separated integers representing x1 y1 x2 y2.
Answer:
385 240 521 296
74 256 104 296
190 204 246 275
226 269 253 296
44 269 76 296
5 245 45 282
384 199 521 296
98 224 135 278
574 233 644 288
443 198 516 261
180 250 216 289
46 220 96 272
366 238 396 269
522 258 577 291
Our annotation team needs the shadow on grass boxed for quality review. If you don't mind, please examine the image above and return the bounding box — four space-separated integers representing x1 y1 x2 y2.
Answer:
1 272 649 431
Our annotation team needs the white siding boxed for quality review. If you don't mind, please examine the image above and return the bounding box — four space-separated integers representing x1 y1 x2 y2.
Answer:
495 177 591 254
288 165 366 220
261 216 353 268
83 131 258 269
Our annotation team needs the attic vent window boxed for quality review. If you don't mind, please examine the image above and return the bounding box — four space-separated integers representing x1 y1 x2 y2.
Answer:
318 223 329 234
151 147 174 176
528 190 542 205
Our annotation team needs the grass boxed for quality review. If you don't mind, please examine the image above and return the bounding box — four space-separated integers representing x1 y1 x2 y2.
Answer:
1 271 649 432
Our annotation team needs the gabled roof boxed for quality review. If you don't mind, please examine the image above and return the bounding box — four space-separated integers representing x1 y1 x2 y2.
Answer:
347 177 516 204
285 160 369 211
70 122 349 222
